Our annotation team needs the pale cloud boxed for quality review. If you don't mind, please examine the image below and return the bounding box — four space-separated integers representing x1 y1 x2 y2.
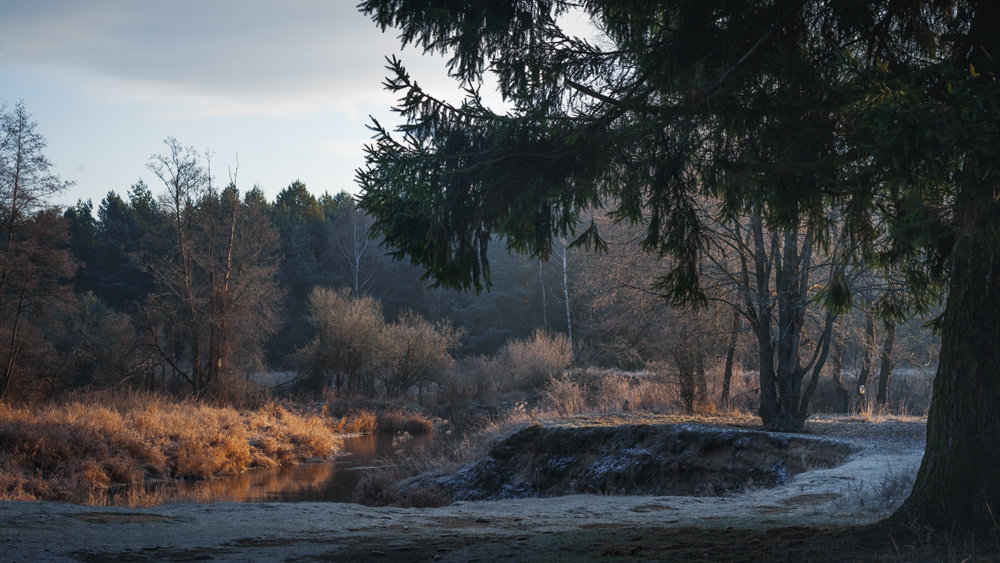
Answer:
0 0 459 119
0 1 590 206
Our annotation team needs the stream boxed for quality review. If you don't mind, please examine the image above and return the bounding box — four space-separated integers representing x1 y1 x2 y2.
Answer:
167 433 433 503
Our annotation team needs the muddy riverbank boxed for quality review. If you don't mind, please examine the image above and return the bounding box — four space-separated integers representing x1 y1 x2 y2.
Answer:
0 416 926 561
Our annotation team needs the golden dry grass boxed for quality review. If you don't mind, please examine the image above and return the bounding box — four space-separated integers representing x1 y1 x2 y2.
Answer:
329 409 379 434
0 390 342 505
377 409 435 434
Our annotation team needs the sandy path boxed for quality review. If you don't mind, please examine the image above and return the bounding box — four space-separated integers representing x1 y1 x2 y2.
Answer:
0 420 924 562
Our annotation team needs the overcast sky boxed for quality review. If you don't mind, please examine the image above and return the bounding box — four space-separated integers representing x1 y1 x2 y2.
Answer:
0 1 478 207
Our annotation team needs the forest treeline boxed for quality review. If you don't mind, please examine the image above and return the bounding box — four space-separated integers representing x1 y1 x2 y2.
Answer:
1 101 936 410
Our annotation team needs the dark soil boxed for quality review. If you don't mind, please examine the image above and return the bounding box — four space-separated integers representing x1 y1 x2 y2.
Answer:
317 524 1000 562
422 423 857 501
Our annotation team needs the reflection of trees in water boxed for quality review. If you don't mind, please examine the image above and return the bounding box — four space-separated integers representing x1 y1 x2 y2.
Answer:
158 433 432 503
174 462 339 502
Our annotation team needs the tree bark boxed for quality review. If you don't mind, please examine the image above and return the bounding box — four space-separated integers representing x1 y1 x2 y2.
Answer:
721 310 740 406
752 218 779 426
875 319 895 407
894 177 1000 532
560 238 572 351
854 311 877 409
830 318 850 413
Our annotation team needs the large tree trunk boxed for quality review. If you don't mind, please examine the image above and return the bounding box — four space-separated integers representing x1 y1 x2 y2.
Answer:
893 183 1000 532
752 220 779 427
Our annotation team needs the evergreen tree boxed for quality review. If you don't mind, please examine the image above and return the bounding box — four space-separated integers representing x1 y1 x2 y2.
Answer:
95 191 151 309
357 0 1000 531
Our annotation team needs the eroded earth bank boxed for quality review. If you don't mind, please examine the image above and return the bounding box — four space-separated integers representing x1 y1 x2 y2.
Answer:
0 417 926 562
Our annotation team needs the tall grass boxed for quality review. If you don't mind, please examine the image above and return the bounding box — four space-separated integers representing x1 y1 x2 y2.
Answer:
0 390 342 504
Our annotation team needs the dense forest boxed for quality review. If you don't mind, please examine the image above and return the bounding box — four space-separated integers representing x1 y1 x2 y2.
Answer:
1 101 936 415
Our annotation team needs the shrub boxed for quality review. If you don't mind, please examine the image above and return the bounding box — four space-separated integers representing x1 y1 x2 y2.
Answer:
330 409 378 434
398 483 451 508
497 330 572 391
540 373 587 416
379 311 461 396
377 410 435 434
295 287 384 393
441 355 501 400
352 470 402 506
352 469 452 508
626 376 677 413
595 372 631 413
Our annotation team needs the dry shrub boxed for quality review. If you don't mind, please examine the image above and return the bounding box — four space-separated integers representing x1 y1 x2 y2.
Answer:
379 311 460 396
352 468 452 508
377 410 435 434
0 390 342 504
595 372 631 412
441 355 499 399
330 409 378 434
295 287 385 393
353 469 402 506
540 373 587 416
537 368 711 416
498 330 573 391
627 377 678 412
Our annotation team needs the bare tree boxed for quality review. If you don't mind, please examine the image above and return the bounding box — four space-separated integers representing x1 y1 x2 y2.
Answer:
296 287 384 393
875 319 896 407
0 102 73 399
705 214 840 430
329 201 380 296
380 310 460 396
552 236 573 351
143 139 280 396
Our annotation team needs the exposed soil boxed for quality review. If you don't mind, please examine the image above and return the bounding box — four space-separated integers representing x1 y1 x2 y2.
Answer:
2 416 980 562
417 422 856 500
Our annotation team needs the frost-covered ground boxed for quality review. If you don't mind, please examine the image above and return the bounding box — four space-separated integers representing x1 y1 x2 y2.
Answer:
0 417 924 562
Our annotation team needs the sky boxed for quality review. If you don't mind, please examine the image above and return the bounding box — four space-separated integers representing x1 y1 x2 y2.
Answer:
0 1 484 207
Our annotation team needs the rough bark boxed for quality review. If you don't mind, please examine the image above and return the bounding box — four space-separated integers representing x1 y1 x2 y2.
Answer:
752 218 779 426
894 187 1000 531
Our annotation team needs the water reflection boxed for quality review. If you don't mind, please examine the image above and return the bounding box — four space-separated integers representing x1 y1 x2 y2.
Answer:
168 433 432 503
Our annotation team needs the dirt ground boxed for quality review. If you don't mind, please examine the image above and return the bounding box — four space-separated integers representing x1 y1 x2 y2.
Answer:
4 417 983 562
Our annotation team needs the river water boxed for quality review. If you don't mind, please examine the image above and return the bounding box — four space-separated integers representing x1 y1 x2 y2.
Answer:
167 433 433 503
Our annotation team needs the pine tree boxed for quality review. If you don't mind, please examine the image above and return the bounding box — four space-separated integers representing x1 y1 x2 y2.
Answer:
357 0 1000 531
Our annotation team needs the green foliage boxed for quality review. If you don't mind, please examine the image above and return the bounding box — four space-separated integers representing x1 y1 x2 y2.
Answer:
846 59 1000 314
355 1 861 300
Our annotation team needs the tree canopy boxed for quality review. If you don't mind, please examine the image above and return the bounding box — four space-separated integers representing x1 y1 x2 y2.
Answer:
357 0 1000 532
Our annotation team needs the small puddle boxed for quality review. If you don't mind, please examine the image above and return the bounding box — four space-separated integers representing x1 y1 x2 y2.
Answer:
164 433 433 503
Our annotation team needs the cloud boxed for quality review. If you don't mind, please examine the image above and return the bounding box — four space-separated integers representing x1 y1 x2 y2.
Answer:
0 0 460 118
